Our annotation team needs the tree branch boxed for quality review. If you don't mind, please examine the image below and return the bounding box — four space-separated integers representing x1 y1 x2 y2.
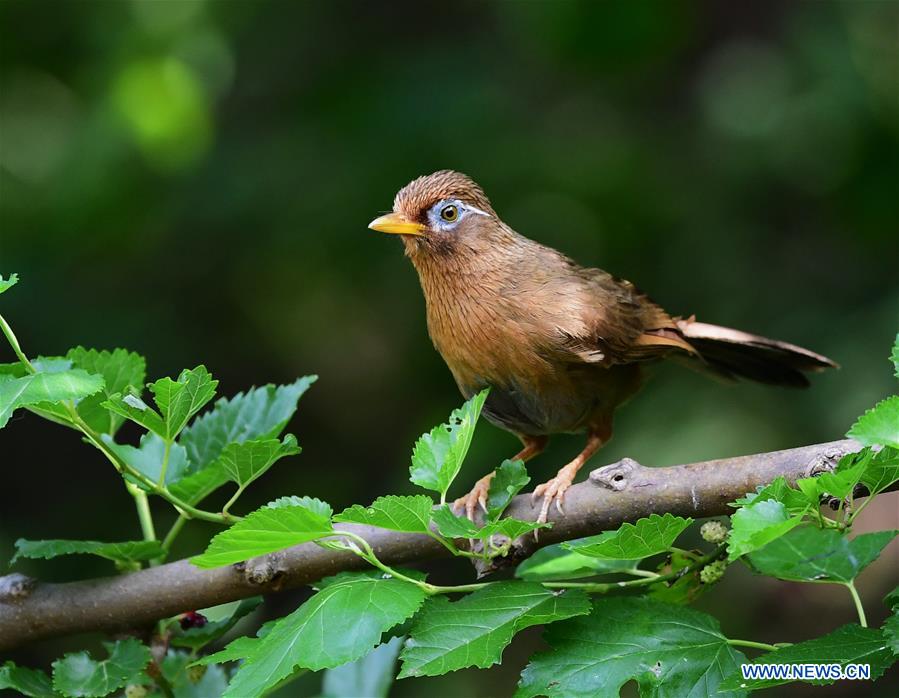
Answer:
0 439 860 651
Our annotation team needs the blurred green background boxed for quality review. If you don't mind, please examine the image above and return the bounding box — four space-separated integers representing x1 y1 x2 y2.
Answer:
1 0 897 696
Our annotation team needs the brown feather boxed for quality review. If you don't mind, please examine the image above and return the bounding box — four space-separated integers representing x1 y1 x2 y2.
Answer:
380 170 836 435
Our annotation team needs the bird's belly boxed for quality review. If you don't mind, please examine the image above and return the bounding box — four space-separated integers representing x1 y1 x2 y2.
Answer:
463 364 643 437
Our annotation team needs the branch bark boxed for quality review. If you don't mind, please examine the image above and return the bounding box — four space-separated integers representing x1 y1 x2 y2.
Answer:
0 439 860 651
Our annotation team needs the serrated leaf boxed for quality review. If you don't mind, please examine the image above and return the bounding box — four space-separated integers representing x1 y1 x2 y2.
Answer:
266 495 333 517
0 273 19 294
160 650 229 698
430 505 481 538
859 446 899 498
517 597 747 698
746 528 897 583
168 461 229 505
321 635 404 698
0 661 55 698
224 574 426 698
102 392 166 436
808 449 870 500
848 395 899 449
171 597 262 651
719 625 895 690
192 501 333 568
399 582 590 678
149 366 218 440
431 505 547 541
65 347 146 435
179 377 316 469
0 369 104 429
51 638 150 698
11 539 164 567
216 435 300 489
334 495 433 534
516 543 641 581
487 459 530 522
101 432 190 486
884 614 899 655
564 513 693 560
727 499 804 561
730 476 812 515
409 390 488 501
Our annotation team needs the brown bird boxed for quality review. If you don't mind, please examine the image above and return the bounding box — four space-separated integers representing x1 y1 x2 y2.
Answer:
369 170 836 523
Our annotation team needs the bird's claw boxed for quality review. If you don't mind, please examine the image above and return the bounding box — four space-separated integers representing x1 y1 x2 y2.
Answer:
453 473 494 522
531 464 578 530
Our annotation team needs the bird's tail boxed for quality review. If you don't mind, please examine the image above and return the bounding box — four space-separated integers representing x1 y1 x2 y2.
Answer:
676 318 837 388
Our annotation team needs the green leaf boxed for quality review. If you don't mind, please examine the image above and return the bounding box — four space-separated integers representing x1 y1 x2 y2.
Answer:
224 574 426 697
727 499 804 561
149 366 218 440
101 432 190 486
172 597 262 651
0 369 104 429
891 333 899 379
487 459 530 521
409 390 488 501
51 638 150 698
431 505 547 541
101 392 165 437
809 450 869 499
65 347 146 435
517 597 747 698
516 543 641 581
859 446 899 498
430 505 481 538
321 636 404 698
168 462 229 505
160 650 229 698
192 501 333 568
848 395 899 449
216 435 300 489
719 625 895 690
0 272 19 295
649 550 708 605
746 528 897 583
334 495 434 534
192 628 272 667
179 377 316 469
731 476 812 515
399 582 590 678
267 495 333 517
0 661 56 698
884 613 899 655
11 539 164 567
564 513 693 560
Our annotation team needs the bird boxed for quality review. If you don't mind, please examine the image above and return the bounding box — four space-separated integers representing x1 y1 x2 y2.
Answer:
368 170 836 524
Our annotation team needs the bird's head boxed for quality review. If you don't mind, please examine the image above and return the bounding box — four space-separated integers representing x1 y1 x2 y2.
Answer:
368 170 506 257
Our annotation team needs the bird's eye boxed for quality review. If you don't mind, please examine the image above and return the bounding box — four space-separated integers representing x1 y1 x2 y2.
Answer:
440 204 459 222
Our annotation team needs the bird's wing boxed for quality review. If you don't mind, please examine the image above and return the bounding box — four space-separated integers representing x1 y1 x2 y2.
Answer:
557 267 697 366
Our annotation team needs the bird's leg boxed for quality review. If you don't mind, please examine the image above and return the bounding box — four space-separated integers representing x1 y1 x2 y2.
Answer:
453 435 548 521
532 426 609 524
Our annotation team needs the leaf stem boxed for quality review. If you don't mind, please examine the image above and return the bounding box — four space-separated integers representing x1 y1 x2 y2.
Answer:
543 544 727 593
0 312 36 374
161 514 188 553
222 486 246 516
726 638 782 652
128 483 157 542
158 439 172 488
846 581 867 627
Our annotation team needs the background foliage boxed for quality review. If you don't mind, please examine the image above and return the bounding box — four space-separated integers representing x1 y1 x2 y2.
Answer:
1 1 897 696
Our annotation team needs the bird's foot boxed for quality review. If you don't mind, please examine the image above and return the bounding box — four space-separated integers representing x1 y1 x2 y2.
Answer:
532 462 579 525
452 472 496 522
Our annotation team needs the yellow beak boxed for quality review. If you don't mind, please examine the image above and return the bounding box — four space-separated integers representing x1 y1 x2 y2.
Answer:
368 212 426 236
